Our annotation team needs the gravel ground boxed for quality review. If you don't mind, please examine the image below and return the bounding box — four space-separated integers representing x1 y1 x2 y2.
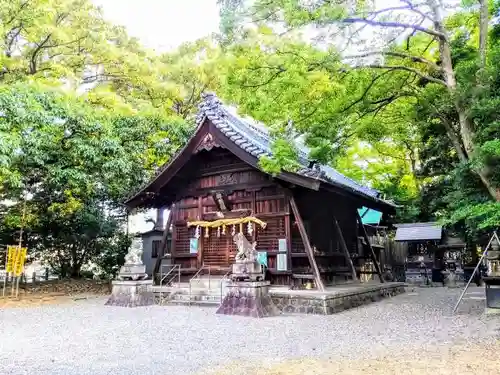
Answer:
0 286 498 375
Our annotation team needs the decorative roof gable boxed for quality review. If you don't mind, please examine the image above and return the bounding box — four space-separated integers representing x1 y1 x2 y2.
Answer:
197 92 380 199
126 92 394 209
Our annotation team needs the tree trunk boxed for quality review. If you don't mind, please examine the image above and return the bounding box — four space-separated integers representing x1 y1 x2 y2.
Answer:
437 114 468 163
428 0 499 201
407 148 421 192
476 169 500 201
70 265 81 278
479 0 489 68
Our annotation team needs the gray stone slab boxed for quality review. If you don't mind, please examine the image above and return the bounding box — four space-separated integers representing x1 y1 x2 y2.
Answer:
105 280 154 308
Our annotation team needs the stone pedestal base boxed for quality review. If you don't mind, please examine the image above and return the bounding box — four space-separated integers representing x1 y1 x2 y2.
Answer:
231 260 264 281
116 264 147 281
105 280 154 307
216 281 280 318
443 271 459 288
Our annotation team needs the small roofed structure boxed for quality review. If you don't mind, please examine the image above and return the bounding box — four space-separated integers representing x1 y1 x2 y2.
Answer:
125 93 395 289
395 222 442 242
394 222 466 284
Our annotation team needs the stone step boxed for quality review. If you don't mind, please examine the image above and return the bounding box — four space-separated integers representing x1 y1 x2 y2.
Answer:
167 299 221 307
156 291 222 306
151 286 227 295
155 278 230 289
189 278 229 289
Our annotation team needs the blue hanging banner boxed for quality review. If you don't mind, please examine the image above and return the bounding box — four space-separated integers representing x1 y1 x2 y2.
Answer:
189 238 199 254
257 251 268 267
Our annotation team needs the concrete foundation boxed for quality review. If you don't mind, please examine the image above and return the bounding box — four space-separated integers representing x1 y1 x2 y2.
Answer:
105 280 154 307
270 282 406 314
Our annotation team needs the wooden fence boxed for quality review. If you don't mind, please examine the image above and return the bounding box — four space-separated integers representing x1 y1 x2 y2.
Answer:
367 234 408 282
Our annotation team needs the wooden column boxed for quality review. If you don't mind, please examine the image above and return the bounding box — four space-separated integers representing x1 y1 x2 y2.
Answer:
289 194 325 291
284 214 292 272
356 211 384 283
284 190 292 274
251 190 257 242
153 205 173 278
197 197 203 268
333 215 358 282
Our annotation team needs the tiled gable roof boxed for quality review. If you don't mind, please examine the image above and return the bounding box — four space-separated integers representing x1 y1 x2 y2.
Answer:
198 92 380 199
125 92 395 208
394 222 443 241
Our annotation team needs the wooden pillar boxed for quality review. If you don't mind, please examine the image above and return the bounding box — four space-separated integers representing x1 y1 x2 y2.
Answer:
333 215 358 282
284 190 292 276
356 211 384 283
153 205 173 278
251 190 257 242
197 197 204 269
289 193 325 291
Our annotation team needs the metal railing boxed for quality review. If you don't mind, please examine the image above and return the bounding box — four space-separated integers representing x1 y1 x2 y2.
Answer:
158 264 180 305
159 264 180 287
219 268 232 303
189 264 212 306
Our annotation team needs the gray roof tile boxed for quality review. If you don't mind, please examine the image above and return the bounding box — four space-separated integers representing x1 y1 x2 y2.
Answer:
394 223 443 241
126 92 395 208
198 92 381 200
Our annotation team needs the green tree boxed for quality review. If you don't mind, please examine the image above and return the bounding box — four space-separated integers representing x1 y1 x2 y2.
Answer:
219 0 499 202
0 83 189 276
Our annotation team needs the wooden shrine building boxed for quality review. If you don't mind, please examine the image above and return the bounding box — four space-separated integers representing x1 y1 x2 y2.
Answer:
125 93 395 289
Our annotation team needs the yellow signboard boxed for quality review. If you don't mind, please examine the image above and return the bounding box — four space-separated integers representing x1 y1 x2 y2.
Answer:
6 246 17 273
14 247 27 276
5 246 27 276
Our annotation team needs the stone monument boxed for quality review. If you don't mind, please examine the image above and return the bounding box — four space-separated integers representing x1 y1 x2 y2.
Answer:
105 237 154 307
216 233 280 317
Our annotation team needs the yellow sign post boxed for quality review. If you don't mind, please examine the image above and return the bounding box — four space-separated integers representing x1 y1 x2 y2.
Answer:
14 246 27 298
2 246 27 298
6 246 17 273
14 247 27 277
2 248 8 297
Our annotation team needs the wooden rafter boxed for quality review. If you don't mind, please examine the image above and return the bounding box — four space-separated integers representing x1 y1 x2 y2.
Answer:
356 211 384 283
333 216 358 282
289 194 325 291
152 205 173 279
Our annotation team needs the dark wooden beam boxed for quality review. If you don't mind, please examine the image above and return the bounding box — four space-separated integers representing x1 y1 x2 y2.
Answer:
289 193 325 291
202 209 251 221
356 211 384 283
153 205 173 278
197 196 203 268
251 190 257 242
333 216 358 282
171 181 277 203
195 164 252 178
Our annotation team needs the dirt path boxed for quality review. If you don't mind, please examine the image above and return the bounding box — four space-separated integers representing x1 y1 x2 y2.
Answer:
0 293 99 308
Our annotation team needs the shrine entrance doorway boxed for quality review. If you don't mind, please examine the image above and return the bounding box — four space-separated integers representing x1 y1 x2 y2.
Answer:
202 234 232 269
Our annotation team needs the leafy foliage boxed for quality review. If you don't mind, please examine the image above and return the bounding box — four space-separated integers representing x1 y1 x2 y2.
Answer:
217 0 500 240
3 0 500 275
0 83 189 276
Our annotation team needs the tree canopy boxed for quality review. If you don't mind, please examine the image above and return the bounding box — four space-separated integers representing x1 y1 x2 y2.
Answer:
216 0 500 238
1 0 500 276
